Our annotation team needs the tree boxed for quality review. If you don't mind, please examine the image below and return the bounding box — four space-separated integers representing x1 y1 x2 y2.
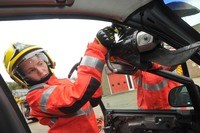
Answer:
6 82 22 91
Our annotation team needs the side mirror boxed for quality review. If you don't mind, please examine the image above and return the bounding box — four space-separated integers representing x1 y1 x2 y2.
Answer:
169 85 192 107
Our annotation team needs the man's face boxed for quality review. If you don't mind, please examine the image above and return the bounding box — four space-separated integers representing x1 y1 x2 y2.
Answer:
19 55 50 81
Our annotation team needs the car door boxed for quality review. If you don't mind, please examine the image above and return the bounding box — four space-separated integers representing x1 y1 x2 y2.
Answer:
0 74 31 133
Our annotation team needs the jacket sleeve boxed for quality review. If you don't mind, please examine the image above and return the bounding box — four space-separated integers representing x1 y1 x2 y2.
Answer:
151 62 177 71
27 39 107 115
59 39 106 114
90 87 102 107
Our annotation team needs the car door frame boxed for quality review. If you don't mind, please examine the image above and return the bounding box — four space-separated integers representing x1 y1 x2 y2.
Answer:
0 74 31 133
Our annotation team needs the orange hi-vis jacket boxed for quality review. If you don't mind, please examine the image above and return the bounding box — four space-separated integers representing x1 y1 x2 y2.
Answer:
133 63 180 110
26 39 107 133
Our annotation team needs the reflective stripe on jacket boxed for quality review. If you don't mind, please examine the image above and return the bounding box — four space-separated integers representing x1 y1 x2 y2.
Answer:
133 63 180 110
26 39 106 133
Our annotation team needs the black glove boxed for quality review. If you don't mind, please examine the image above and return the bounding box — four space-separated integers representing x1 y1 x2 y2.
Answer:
112 24 135 41
96 26 116 49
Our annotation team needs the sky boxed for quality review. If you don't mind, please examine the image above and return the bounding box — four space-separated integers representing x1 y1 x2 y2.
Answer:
0 19 111 82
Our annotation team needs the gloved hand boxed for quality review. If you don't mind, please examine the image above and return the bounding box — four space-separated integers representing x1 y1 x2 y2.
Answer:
96 26 116 49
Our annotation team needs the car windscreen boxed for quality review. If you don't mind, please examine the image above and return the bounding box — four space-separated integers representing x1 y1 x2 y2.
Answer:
164 0 200 32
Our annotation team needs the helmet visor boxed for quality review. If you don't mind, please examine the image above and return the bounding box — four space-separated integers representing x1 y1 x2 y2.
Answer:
13 49 50 80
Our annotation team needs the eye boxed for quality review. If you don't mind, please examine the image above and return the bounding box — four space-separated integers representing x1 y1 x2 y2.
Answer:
26 68 36 75
38 61 43 66
38 61 44 66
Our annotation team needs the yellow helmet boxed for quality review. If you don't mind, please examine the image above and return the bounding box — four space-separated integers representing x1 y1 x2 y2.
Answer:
4 42 55 87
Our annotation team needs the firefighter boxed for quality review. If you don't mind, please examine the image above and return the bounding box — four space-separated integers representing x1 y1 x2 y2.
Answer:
3 26 115 133
133 64 180 110
111 25 181 110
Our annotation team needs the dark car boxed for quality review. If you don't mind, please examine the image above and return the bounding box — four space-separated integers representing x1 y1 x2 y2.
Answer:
0 0 200 133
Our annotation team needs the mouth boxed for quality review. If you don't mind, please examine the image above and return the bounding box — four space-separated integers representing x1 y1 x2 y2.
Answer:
41 73 50 80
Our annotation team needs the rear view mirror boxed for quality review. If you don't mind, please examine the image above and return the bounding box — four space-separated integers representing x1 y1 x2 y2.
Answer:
169 85 192 107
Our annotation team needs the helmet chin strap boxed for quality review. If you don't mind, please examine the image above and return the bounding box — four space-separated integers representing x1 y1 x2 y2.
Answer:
26 68 52 86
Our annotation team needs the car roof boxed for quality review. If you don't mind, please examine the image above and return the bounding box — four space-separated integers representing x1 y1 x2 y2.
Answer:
0 0 152 22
